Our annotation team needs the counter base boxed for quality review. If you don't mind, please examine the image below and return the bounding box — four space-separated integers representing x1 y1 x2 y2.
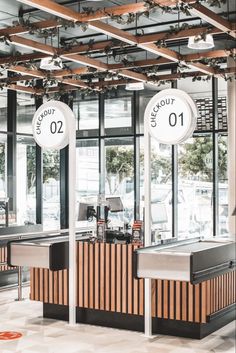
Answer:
43 303 236 339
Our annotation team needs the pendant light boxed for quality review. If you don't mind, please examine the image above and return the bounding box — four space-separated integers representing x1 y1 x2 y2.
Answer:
40 56 63 70
188 34 214 50
125 82 145 91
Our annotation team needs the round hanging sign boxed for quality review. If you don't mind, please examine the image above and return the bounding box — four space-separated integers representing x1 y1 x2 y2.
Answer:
144 89 198 144
32 101 75 150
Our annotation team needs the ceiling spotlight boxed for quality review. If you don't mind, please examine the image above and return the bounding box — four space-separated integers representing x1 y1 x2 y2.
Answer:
187 34 214 50
40 57 63 70
125 82 145 91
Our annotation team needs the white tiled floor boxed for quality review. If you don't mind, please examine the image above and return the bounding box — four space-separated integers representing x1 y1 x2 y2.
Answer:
0 288 235 353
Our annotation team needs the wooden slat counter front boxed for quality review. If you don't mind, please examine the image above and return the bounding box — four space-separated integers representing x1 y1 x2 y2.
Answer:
30 242 236 339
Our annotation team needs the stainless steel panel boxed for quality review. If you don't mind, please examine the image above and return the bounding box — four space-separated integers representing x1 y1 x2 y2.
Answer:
10 244 50 268
137 252 191 281
135 238 235 282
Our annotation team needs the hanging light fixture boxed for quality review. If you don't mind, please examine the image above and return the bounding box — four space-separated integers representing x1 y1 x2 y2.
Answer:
40 56 63 70
187 34 214 50
125 82 145 91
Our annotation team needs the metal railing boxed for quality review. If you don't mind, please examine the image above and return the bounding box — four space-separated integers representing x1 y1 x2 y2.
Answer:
0 262 28 300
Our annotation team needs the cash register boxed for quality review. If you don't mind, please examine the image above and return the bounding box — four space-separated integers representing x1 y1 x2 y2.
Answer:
77 196 131 243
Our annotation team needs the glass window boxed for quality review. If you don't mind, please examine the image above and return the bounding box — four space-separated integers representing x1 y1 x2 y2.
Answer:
75 99 99 137
17 93 35 134
0 133 7 198
0 90 7 132
218 134 228 235
178 77 213 132
105 95 133 135
105 137 134 228
140 137 172 242
178 135 213 238
16 136 36 225
43 149 60 230
76 139 99 227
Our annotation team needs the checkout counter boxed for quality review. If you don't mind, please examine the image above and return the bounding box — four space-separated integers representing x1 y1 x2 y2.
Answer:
7 232 236 339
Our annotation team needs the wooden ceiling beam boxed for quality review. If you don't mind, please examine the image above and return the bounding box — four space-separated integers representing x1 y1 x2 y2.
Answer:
88 21 138 45
7 84 43 94
184 49 235 61
60 53 108 71
138 26 222 44
16 0 192 23
0 19 58 37
189 2 236 39
10 35 56 55
8 65 92 90
8 33 150 83
18 0 215 77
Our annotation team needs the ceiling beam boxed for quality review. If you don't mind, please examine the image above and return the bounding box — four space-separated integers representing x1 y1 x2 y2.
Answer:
8 65 93 90
189 2 236 39
17 0 216 77
137 26 223 44
10 35 56 55
0 19 58 37
7 84 43 94
16 0 192 23
8 34 150 84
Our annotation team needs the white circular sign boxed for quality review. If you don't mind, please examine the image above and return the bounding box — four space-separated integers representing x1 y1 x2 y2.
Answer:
144 89 198 144
32 101 74 149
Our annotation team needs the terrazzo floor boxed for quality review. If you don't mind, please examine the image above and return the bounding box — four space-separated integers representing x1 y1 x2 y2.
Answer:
0 287 235 353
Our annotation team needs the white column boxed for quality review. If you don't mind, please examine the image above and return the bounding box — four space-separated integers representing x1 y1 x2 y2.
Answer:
144 124 152 337
227 58 236 238
69 117 77 325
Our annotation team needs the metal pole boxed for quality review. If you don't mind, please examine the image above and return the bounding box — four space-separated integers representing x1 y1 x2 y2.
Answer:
144 122 152 337
17 266 23 301
68 114 77 326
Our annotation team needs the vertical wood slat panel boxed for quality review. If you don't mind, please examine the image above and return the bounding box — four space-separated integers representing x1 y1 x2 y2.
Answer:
201 282 207 323
84 242 89 308
188 282 194 322
44 269 49 303
89 244 94 309
122 245 127 314
127 244 133 314
215 277 219 312
63 269 68 306
218 275 222 310
163 280 169 319
58 270 63 305
100 243 105 311
28 242 236 323
194 284 200 323
53 271 58 304
78 242 84 308
206 280 211 316
151 280 157 317
49 270 53 304
105 243 110 312
182 282 187 321
169 281 175 320
30 268 34 300
35 268 39 301
116 244 121 313
157 279 163 318
175 281 181 320
223 274 227 308
139 278 144 316
94 243 100 310
110 244 116 312
39 268 44 302
133 245 139 315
